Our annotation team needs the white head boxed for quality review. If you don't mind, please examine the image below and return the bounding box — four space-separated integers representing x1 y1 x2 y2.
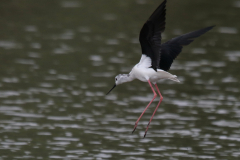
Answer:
115 74 130 85
106 74 133 95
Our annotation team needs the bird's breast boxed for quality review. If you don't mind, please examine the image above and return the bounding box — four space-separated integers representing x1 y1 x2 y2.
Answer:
131 65 156 82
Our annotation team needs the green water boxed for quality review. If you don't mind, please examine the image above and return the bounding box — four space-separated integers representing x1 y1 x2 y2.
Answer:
0 0 240 159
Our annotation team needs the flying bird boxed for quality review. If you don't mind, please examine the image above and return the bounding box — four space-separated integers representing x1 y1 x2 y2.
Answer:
106 0 214 137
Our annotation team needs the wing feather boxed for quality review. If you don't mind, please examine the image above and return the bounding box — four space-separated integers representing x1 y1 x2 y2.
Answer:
159 26 215 71
139 0 166 71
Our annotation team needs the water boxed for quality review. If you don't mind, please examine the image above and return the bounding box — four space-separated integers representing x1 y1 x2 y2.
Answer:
0 0 240 159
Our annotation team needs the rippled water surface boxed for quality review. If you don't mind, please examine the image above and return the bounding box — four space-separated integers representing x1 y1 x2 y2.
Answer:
0 0 240 159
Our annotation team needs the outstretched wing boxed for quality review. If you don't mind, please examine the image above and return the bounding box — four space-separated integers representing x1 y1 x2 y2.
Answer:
159 26 215 71
139 0 166 71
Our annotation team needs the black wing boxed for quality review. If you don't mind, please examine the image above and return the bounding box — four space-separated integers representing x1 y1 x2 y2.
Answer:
139 0 166 71
159 26 215 71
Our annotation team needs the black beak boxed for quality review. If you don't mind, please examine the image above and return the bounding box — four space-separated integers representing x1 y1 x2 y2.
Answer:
106 84 116 95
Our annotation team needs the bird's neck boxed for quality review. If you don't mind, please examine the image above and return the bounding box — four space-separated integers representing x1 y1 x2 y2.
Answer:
123 73 135 83
128 73 135 81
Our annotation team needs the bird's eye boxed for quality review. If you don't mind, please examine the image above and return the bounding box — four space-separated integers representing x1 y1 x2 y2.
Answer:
115 78 117 81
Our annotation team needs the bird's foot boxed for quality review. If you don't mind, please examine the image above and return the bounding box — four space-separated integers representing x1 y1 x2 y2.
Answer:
143 122 150 138
143 131 148 138
132 123 138 134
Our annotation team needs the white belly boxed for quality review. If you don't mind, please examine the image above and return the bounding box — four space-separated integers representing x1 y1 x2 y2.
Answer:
130 65 180 83
130 65 158 82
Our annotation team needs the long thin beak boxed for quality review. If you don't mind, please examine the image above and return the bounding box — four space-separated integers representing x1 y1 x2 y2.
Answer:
106 84 116 95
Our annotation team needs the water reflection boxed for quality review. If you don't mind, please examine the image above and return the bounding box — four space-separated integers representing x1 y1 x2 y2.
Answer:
0 0 239 159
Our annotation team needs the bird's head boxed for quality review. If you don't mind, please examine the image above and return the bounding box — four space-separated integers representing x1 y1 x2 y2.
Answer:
106 74 130 95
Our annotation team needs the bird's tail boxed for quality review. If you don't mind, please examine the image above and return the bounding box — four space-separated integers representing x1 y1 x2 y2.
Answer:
168 75 180 83
157 69 180 83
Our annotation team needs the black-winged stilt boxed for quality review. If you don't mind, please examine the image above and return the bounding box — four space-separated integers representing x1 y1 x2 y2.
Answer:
106 0 214 137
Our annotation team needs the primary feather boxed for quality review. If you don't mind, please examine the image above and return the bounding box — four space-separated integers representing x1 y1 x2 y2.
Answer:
159 26 215 71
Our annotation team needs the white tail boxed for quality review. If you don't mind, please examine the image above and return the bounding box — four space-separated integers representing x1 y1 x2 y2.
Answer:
157 69 180 83
168 75 180 83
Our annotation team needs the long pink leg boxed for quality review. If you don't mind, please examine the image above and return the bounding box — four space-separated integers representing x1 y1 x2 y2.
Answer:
132 80 157 133
144 83 163 137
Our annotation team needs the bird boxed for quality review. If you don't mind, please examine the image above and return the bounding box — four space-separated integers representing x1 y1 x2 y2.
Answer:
106 0 214 137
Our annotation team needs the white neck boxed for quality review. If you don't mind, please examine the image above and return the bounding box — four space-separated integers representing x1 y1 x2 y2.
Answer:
124 73 135 83
116 73 135 85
